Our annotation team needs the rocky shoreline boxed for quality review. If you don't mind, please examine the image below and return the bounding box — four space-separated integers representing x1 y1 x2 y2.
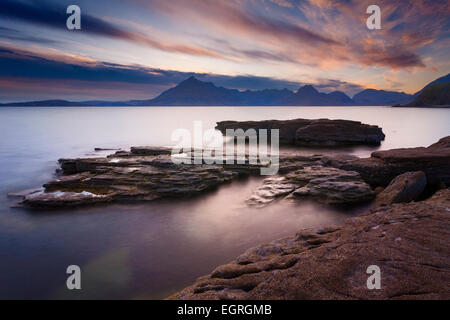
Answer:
9 127 450 299
13 136 449 210
168 136 450 300
170 188 450 299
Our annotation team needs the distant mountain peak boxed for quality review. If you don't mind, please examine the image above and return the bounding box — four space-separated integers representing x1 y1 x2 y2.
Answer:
180 76 202 85
297 84 318 95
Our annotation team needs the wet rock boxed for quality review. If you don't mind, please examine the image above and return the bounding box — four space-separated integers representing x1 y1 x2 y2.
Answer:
170 189 450 300
216 118 385 146
375 171 427 206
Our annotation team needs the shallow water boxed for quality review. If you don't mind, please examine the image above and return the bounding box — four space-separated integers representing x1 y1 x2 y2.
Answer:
0 106 449 299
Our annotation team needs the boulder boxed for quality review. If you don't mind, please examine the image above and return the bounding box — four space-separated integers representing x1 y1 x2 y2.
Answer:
375 171 427 206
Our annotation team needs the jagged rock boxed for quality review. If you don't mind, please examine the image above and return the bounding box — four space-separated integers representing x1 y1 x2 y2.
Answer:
216 118 385 146
169 189 450 300
325 136 450 186
375 171 427 206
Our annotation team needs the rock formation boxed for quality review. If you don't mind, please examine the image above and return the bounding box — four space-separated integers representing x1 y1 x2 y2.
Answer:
247 166 374 206
14 136 450 209
325 136 450 187
215 118 385 146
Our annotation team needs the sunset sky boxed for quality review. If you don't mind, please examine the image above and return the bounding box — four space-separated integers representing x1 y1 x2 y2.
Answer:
0 0 449 102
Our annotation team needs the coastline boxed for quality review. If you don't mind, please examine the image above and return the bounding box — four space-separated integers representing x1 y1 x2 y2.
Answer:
9 114 450 299
169 188 450 300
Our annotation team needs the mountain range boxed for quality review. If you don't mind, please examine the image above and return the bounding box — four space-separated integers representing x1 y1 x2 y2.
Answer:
1 73 449 107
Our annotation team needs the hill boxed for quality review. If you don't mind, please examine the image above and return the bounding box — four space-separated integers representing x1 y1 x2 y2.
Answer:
405 83 450 108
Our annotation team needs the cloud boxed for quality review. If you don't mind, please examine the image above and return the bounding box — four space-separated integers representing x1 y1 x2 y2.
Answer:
0 26 59 44
0 45 371 102
0 45 309 101
144 0 339 45
3 0 445 71
301 0 449 69
136 0 437 70
0 0 223 59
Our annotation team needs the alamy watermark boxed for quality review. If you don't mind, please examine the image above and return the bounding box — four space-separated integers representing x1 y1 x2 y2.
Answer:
366 5 381 30
366 265 381 289
170 121 279 176
66 5 81 30
66 265 81 290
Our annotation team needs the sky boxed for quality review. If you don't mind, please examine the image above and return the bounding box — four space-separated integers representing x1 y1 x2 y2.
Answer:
0 0 449 102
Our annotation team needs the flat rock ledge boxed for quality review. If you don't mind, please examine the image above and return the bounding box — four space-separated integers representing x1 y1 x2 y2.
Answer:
324 136 450 187
16 147 322 208
13 136 450 209
169 188 450 300
216 118 385 146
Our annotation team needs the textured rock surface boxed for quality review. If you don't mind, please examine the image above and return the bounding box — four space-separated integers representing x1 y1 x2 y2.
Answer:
375 171 427 206
247 166 374 206
170 189 450 300
247 177 296 206
17 136 450 208
216 118 385 146
324 136 450 187
21 147 261 208
19 148 323 208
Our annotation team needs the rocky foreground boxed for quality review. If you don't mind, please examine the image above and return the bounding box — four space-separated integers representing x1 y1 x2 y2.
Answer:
170 188 450 299
168 137 450 300
10 132 450 298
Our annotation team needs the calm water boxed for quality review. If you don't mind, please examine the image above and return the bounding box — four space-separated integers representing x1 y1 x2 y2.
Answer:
0 106 449 299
